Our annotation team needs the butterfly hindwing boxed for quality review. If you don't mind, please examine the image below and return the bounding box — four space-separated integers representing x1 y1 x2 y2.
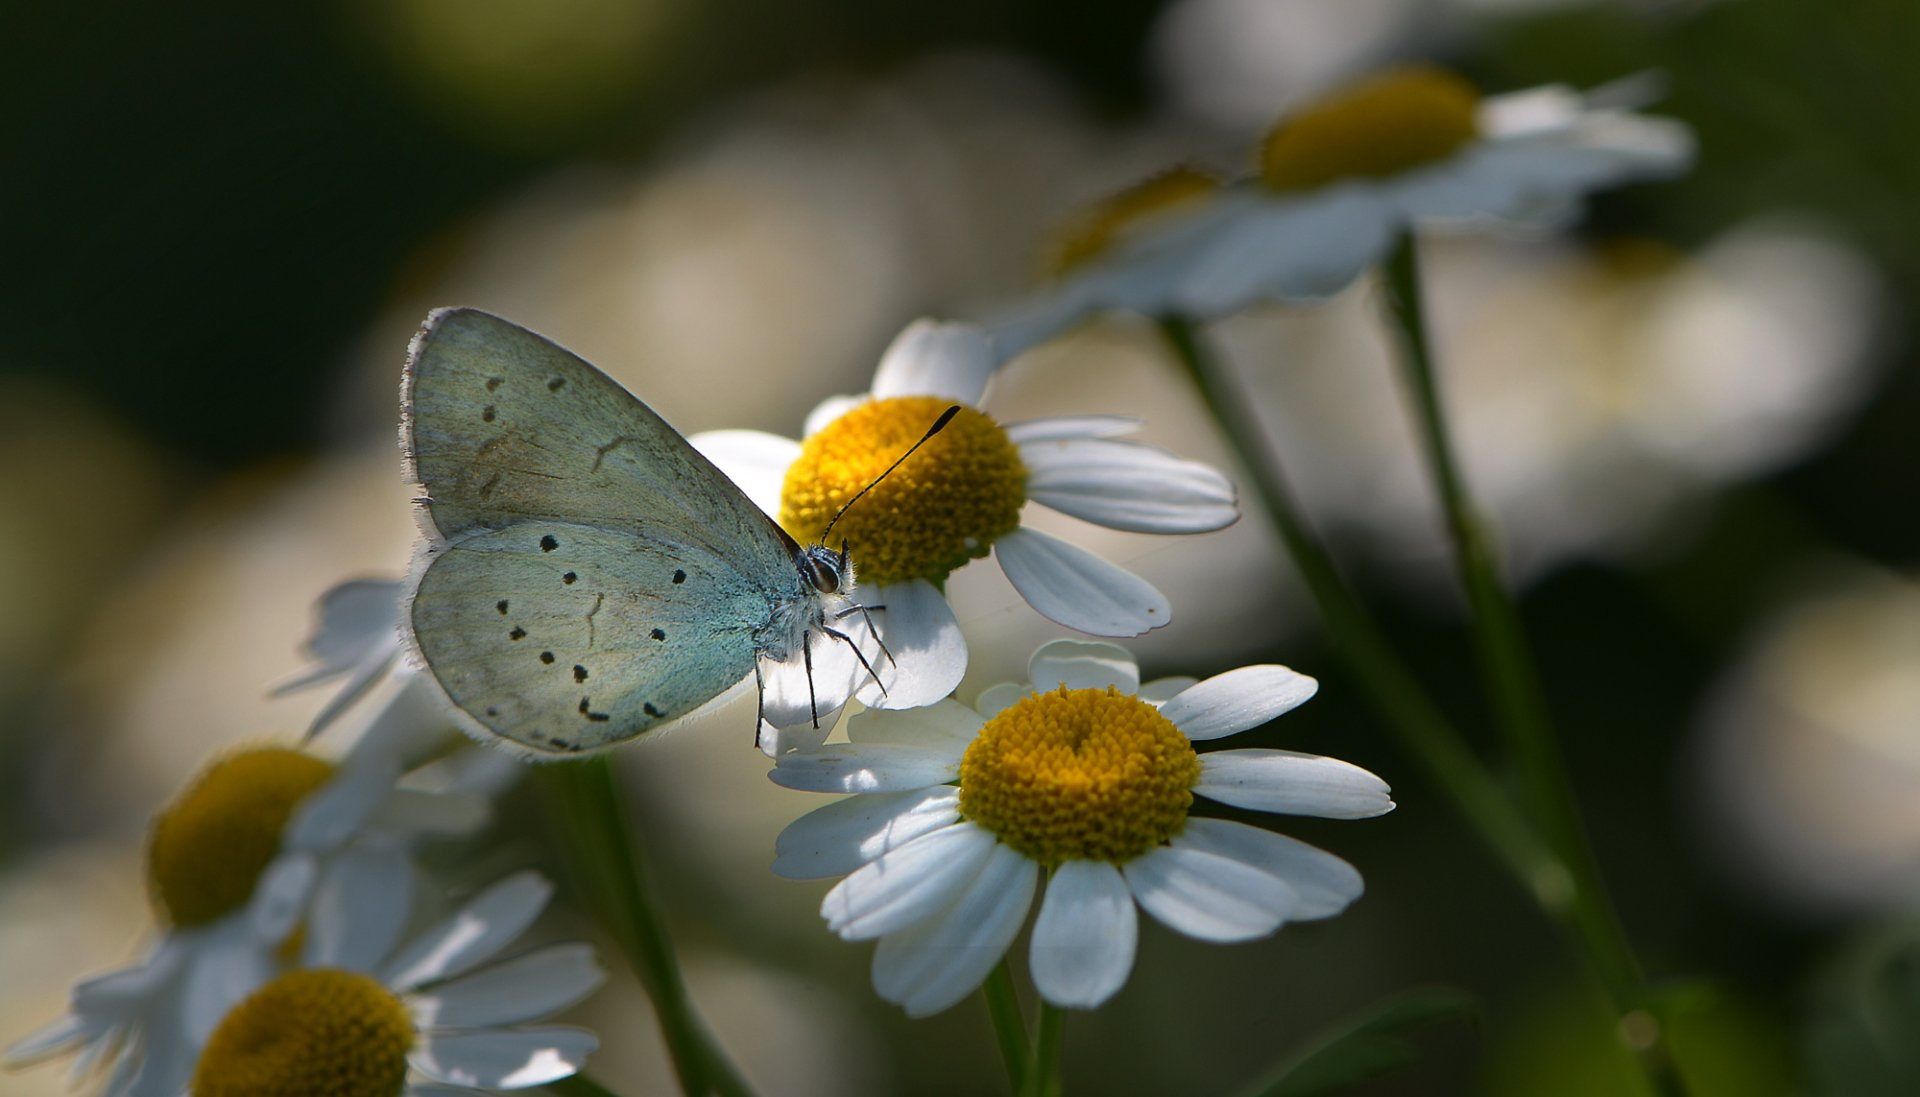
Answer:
412 523 780 753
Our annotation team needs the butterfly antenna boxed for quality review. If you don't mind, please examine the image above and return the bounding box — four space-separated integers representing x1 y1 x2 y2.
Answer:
820 405 961 540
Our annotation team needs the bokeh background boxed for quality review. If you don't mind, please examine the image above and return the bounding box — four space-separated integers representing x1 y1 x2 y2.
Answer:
3 0 1916 1093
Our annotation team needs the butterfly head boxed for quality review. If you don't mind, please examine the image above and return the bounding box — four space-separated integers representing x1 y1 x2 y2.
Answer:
796 542 854 596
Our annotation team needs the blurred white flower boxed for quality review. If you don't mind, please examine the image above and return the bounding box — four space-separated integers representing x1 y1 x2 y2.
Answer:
770 639 1389 1016
189 871 603 1095
991 66 1693 359
4 725 489 1096
1696 566 1920 917
694 320 1238 752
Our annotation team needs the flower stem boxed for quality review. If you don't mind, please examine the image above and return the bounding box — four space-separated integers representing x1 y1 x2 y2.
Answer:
1158 314 1557 903
550 1074 629 1097
538 758 755 1097
1377 232 1687 1096
1022 1000 1065 1097
984 961 1030 1093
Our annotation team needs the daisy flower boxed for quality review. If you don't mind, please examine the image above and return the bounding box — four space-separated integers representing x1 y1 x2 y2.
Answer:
273 578 413 737
991 66 1695 359
768 639 1392 1016
692 320 1239 730
5 727 490 1096
186 870 603 1097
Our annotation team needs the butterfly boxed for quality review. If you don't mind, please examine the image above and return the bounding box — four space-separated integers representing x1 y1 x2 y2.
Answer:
402 308 890 756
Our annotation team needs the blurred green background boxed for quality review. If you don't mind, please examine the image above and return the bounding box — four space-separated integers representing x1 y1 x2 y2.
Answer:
2 0 1917 1094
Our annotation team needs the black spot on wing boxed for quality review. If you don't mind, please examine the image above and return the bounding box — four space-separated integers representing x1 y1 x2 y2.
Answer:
495 600 509 615
541 534 560 552
547 737 578 751
540 651 555 664
482 405 496 423
573 665 589 683
547 377 566 392
644 702 664 718
672 569 686 584
579 697 611 722
485 377 502 391
650 628 665 641
485 705 499 717
508 627 527 641
562 571 577 585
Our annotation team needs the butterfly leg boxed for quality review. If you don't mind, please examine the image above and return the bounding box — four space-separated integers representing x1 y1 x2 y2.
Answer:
834 603 895 667
803 629 821 728
822 624 888 699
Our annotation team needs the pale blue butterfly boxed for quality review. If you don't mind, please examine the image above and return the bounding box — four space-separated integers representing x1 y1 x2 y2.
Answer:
402 308 900 756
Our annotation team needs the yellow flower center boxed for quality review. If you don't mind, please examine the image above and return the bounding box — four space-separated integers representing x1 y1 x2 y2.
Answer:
147 748 336 928
958 686 1201 865
1045 167 1220 277
192 969 413 1097
781 396 1027 588
1261 66 1482 192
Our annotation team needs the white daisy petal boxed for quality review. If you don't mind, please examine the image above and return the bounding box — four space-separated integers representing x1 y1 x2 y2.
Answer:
1027 639 1140 694
180 924 276 1044
1176 188 1395 310
804 393 868 438
688 429 801 519
1003 416 1143 444
273 578 405 691
870 319 993 406
1173 818 1363 920
994 527 1170 637
848 697 984 749
411 943 605 1028
773 787 963 880
1029 860 1137 1009
1022 439 1238 534
1160 665 1319 741
758 638 862 733
367 788 491 837
5 1016 87 1062
1194 750 1395 818
856 579 968 710
758 717 831 758
872 844 1038 1018
410 1026 597 1088
1123 845 1297 942
381 872 554 992
249 850 320 945
822 823 996 940
769 742 962 793
285 753 401 852
974 682 1028 719
303 843 414 971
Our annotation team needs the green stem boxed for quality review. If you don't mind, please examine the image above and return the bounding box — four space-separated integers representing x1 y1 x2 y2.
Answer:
984 961 1030 1093
1022 1000 1066 1097
538 759 755 1097
1377 233 1685 1097
1158 314 1559 905
550 1074 629 1097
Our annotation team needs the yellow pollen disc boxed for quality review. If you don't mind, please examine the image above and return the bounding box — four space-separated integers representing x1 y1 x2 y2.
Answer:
192 968 413 1097
958 686 1201 865
781 396 1027 588
147 748 336 928
1261 66 1482 192
1045 167 1221 277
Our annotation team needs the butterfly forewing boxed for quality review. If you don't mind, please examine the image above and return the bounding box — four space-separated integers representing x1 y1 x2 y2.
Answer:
403 307 810 754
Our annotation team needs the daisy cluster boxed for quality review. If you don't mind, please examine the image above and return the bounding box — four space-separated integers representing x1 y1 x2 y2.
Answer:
9 57 1692 1097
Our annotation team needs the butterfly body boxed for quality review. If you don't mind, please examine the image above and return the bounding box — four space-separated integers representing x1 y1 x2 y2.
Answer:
403 308 860 755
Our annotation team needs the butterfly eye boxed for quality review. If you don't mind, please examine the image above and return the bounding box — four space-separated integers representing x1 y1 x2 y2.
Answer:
798 548 843 594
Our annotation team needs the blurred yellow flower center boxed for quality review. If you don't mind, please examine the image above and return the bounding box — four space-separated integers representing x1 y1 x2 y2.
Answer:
959 686 1200 864
147 748 335 928
1261 66 1482 192
1046 167 1220 276
782 396 1027 588
192 969 412 1097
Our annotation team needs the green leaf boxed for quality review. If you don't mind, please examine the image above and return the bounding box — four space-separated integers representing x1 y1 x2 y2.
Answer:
1237 987 1478 1097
